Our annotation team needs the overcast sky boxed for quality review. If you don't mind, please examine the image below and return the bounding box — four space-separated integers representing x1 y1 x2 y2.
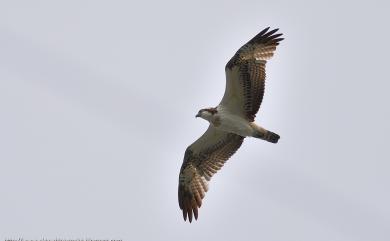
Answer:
1 1 389 241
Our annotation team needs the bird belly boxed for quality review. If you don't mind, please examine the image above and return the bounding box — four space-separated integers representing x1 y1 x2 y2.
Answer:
215 113 253 137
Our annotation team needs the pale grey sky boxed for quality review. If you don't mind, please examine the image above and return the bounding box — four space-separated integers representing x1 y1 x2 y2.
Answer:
1 1 389 241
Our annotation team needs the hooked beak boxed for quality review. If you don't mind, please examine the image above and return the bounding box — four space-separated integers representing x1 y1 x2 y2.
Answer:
195 113 201 118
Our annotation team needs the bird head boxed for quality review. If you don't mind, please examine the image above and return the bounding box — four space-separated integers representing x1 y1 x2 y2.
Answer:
196 108 218 121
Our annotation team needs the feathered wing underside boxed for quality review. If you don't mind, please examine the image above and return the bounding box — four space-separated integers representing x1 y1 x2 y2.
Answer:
178 125 244 222
221 27 283 122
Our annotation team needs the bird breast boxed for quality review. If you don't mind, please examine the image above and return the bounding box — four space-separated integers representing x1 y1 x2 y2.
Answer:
213 109 253 137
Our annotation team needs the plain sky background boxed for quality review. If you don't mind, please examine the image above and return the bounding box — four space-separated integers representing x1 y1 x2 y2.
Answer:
1 1 389 240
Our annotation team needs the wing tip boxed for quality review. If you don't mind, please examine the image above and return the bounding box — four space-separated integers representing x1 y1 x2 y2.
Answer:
181 204 200 223
251 27 284 45
179 191 201 223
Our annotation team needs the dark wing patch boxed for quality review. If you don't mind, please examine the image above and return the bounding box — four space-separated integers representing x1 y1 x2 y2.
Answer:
178 128 244 222
239 60 266 122
222 27 283 121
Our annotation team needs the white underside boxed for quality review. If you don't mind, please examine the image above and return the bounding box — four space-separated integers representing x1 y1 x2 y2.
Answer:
214 106 254 137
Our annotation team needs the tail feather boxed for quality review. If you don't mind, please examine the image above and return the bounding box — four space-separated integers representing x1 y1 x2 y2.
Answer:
263 131 280 143
253 130 280 143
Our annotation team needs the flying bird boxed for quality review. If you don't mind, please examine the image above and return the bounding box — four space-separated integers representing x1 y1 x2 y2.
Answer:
178 27 284 222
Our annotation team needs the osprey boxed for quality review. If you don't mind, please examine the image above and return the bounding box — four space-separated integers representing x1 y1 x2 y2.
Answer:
178 27 284 222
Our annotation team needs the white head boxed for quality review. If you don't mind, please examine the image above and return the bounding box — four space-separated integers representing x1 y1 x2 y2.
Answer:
195 107 218 122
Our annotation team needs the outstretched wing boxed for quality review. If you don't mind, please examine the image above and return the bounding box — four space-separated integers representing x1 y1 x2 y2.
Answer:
221 27 283 122
178 125 244 222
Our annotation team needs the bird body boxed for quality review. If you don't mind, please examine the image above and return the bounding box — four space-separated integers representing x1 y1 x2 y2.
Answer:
198 105 256 137
178 27 284 222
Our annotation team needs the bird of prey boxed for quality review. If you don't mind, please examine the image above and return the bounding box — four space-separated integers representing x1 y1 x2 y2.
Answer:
178 27 284 222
